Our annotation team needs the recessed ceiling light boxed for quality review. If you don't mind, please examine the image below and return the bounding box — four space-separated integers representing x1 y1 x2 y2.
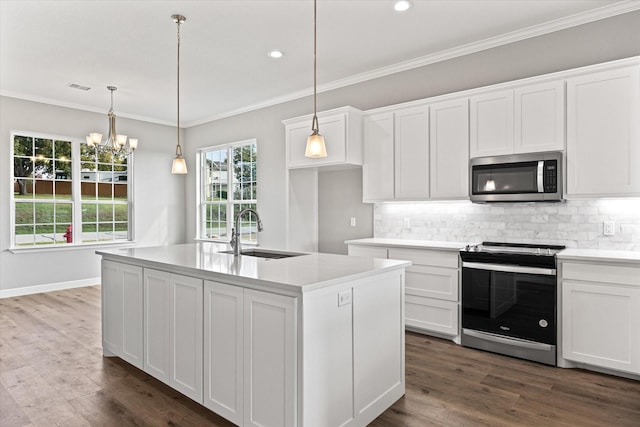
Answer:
67 83 91 91
268 50 284 59
394 0 412 12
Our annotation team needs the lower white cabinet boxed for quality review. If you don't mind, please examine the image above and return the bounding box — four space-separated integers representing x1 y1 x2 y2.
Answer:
144 269 203 403
204 281 296 427
348 244 461 339
101 260 144 369
561 261 640 375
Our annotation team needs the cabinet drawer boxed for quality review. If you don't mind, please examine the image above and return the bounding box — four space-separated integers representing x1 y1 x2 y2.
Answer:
348 245 388 259
405 295 458 336
562 262 640 287
388 248 459 269
405 265 458 301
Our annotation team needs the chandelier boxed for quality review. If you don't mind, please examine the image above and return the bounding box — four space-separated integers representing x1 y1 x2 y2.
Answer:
86 86 138 156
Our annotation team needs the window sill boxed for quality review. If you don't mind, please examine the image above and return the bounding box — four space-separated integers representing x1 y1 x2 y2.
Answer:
193 238 258 247
8 240 136 254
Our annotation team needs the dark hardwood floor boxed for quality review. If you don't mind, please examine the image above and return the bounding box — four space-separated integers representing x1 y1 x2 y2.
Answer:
1 286 639 426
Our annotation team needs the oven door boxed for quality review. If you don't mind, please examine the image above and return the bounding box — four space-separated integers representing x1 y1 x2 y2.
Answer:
461 262 557 345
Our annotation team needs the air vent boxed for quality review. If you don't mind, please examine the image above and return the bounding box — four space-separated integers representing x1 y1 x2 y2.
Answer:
66 83 91 91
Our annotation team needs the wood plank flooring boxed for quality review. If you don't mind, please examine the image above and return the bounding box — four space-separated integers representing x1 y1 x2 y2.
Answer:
1 286 639 426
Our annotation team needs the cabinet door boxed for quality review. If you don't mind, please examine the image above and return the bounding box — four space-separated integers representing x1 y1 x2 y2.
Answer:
287 113 347 168
204 281 244 425
102 261 143 369
566 66 640 196
405 295 458 336
470 89 514 158
362 112 395 202
562 281 640 374
514 80 565 153
404 265 458 302
394 105 429 200
144 269 172 384
429 99 469 199
244 289 296 427
170 274 203 403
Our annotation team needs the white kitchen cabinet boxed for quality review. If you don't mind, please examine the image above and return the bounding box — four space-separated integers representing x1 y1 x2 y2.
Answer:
284 106 363 169
144 269 203 403
470 81 564 158
101 260 143 369
203 281 244 425
566 66 640 197
362 105 429 202
470 89 514 158
429 98 469 199
394 105 430 200
514 80 565 153
244 289 296 427
561 261 640 375
362 112 395 201
348 243 461 339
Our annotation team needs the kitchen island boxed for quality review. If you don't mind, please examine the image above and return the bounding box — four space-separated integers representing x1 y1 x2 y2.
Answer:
97 242 410 427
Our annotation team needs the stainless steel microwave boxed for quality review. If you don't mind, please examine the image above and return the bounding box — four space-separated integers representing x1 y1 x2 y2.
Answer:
470 152 562 203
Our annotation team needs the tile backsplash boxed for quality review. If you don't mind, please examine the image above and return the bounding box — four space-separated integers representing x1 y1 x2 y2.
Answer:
374 199 640 251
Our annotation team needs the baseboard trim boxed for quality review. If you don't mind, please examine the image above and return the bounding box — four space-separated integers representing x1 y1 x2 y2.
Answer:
0 277 100 298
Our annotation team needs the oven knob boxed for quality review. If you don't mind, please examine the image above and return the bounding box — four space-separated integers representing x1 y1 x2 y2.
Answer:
465 245 470 252
539 319 549 328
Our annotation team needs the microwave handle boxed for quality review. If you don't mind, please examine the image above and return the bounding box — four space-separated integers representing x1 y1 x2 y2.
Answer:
537 161 544 193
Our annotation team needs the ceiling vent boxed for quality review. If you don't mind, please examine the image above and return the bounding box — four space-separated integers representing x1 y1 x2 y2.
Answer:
66 83 91 91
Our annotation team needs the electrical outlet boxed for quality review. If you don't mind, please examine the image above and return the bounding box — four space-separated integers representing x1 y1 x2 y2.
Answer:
403 217 411 229
604 221 615 236
350 217 356 227
338 290 352 306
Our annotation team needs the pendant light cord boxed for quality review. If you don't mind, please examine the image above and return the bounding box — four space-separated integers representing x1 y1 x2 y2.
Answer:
176 18 182 157
312 0 318 133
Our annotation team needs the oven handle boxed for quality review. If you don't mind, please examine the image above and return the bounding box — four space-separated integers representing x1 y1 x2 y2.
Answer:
463 329 553 351
462 261 556 276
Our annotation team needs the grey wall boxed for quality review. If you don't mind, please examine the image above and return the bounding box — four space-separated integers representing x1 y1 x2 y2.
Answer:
318 168 372 254
0 97 186 293
185 11 640 255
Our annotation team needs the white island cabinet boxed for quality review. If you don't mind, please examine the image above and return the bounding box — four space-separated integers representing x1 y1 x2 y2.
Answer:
98 243 409 427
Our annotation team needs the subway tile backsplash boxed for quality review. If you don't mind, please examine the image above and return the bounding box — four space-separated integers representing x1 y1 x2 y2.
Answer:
374 199 640 251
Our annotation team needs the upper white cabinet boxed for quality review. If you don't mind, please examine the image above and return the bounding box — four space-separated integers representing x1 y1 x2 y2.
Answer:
362 105 429 202
362 112 395 201
429 98 469 199
101 260 144 369
284 106 363 169
561 261 640 375
566 66 640 197
470 81 565 158
470 89 514 157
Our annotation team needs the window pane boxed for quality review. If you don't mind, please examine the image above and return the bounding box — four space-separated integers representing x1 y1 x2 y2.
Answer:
54 181 72 200
205 203 227 239
34 138 53 159
14 178 33 196
13 157 33 178
82 203 97 222
15 202 34 225
56 203 72 223
33 179 53 199
35 202 54 223
98 204 114 222
14 135 33 157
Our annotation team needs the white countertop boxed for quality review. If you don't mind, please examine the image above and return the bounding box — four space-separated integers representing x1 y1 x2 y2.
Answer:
344 238 468 252
558 248 640 265
97 242 410 294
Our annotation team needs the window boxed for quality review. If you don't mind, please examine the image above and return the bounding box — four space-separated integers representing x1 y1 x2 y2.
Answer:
199 140 257 243
11 132 132 248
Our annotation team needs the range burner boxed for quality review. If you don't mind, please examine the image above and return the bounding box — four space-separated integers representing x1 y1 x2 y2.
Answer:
461 241 566 269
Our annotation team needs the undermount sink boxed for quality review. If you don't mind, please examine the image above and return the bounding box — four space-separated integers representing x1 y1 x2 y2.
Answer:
218 249 305 259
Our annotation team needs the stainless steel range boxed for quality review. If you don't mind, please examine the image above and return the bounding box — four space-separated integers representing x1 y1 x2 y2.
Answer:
460 242 565 366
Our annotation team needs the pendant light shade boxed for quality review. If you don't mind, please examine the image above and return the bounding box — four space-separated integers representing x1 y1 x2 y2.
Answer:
171 14 188 174
305 0 327 158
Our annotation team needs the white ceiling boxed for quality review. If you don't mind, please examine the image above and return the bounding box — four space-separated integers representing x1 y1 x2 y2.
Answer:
1 0 638 127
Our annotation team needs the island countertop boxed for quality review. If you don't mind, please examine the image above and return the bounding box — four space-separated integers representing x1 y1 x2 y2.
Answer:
97 242 410 294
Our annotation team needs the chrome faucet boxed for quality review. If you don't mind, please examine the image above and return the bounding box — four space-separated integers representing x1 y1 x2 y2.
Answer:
230 208 264 256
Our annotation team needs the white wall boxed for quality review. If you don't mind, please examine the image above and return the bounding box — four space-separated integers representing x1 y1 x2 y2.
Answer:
0 97 186 295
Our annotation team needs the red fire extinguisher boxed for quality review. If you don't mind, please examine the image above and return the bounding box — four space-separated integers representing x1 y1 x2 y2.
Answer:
64 224 73 243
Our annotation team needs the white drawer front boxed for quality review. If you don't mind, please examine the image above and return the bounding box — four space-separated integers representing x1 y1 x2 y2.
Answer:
405 265 458 301
388 248 458 269
562 262 640 287
405 295 458 336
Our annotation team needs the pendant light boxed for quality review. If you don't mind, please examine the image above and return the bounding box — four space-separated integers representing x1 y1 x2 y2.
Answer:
171 14 188 174
87 86 138 156
305 0 327 158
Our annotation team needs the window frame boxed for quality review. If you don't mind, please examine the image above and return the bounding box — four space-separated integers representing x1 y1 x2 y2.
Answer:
197 139 258 244
9 130 135 251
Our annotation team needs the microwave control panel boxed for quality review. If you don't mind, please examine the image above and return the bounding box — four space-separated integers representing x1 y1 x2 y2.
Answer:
543 160 557 193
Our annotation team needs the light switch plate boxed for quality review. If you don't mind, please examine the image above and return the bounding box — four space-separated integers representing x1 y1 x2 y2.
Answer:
604 221 615 236
338 290 352 306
